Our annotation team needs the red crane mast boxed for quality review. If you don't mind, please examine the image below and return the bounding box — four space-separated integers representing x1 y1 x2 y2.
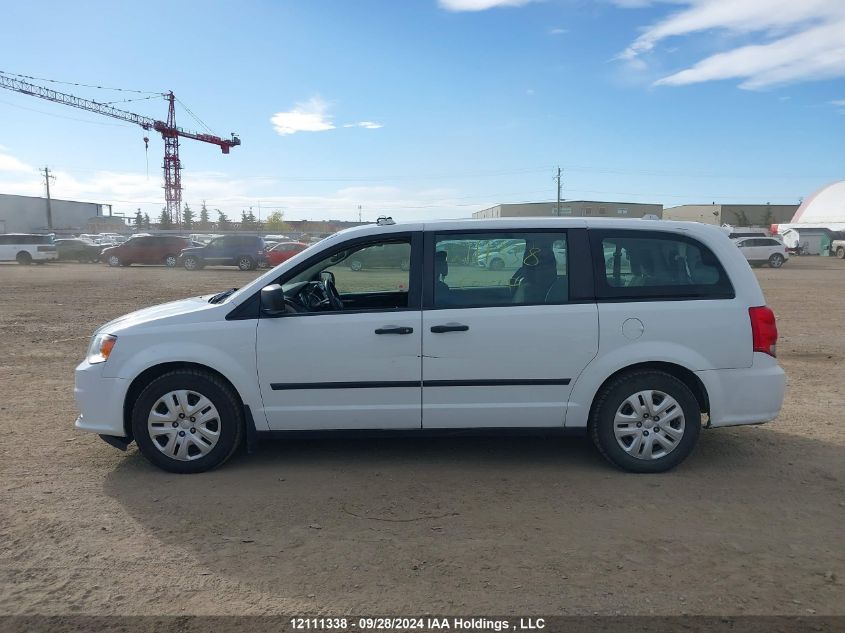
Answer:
0 72 240 223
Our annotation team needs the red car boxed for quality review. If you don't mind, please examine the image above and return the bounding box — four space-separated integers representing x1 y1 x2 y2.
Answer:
266 241 308 267
101 235 191 268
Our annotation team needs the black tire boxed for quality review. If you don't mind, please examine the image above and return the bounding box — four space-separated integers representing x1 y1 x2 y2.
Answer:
16 251 32 265
589 370 701 473
349 259 363 271
131 369 243 474
183 255 201 271
237 255 255 271
768 253 784 268
836 246 844 259
107 254 122 267
163 254 178 268
489 258 504 271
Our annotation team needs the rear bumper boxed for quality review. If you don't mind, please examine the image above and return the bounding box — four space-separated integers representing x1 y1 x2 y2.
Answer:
696 353 786 428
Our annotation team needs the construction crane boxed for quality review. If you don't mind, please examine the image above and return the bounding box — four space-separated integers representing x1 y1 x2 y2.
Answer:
0 71 240 224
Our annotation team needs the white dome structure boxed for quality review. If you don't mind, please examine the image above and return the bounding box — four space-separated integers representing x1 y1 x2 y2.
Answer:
791 180 845 225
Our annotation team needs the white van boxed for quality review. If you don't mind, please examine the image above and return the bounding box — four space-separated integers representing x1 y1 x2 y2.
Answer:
0 233 58 264
75 218 785 473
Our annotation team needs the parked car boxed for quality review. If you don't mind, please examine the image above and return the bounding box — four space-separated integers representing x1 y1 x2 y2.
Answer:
733 237 789 268
75 218 785 474
831 238 845 259
0 233 58 264
478 241 525 270
178 235 267 271
346 242 411 271
55 238 102 263
101 235 190 267
266 241 308 267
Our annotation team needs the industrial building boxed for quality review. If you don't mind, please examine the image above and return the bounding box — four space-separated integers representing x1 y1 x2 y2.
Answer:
0 193 121 234
472 201 663 219
663 203 798 227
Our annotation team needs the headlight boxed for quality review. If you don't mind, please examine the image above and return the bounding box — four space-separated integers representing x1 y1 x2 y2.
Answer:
87 333 117 364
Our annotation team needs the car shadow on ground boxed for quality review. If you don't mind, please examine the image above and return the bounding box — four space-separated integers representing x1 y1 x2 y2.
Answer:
101 428 844 612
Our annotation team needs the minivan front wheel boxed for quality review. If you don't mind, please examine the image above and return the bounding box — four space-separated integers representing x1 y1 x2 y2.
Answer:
590 370 700 473
131 369 243 474
183 255 201 271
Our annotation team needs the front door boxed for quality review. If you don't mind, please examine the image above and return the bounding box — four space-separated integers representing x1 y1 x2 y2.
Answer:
421 230 598 428
257 233 423 430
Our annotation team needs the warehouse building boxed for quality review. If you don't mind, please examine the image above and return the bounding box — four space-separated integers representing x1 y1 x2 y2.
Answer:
0 193 118 234
472 201 663 219
663 203 798 227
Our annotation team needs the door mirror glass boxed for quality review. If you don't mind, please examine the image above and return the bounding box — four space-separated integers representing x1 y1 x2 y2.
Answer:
260 284 287 316
320 270 336 286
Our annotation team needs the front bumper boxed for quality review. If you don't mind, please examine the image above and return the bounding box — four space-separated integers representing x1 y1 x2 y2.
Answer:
74 360 129 438
33 251 58 261
696 353 786 428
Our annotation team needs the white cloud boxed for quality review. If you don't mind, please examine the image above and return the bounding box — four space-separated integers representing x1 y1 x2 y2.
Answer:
0 151 33 173
270 97 335 136
832 100 845 106
343 121 384 129
549 27 568 35
438 0 535 11
618 0 845 89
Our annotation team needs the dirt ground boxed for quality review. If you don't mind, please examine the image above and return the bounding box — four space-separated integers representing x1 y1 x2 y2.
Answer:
0 257 843 617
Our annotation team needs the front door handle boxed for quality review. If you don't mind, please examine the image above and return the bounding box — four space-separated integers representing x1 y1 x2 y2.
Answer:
430 323 469 333
375 326 414 335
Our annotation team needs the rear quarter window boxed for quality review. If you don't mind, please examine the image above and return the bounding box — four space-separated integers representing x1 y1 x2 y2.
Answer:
590 230 734 301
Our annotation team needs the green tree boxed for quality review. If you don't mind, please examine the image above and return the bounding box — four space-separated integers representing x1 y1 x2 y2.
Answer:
199 201 210 229
143 213 151 229
158 208 171 229
216 209 230 230
265 210 288 232
134 209 143 227
182 203 194 230
240 209 256 229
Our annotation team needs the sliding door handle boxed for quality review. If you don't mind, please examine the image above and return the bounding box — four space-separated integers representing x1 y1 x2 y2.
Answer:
430 323 469 333
375 326 414 335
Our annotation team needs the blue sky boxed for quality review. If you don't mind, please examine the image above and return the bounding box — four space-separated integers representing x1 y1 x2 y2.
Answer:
0 0 843 221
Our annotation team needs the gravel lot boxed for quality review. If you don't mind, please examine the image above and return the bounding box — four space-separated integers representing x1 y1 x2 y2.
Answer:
1 258 843 616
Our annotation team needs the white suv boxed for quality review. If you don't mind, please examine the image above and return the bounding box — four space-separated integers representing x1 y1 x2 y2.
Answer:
733 236 788 268
75 218 785 474
0 233 58 264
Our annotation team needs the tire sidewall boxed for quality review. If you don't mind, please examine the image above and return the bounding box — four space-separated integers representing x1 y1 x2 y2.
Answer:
237 256 254 271
769 254 784 268
591 371 701 473
131 371 242 474
108 255 121 267
349 260 363 271
164 254 178 268
183 256 199 271
17 252 32 265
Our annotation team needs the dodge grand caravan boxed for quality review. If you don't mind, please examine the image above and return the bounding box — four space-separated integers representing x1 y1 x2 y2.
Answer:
75 218 785 474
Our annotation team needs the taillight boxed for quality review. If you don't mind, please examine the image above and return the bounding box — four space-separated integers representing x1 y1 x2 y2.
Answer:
749 306 777 357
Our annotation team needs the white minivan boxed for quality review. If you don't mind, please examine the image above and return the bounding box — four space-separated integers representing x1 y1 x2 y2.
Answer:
75 218 785 474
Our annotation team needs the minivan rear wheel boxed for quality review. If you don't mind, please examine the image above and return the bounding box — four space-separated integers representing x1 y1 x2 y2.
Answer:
16 251 32 265
590 370 700 473
237 256 255 271
164 254 178 268
837 246 845 259
768 253 784 268
131 369 243 474
107 254 121 267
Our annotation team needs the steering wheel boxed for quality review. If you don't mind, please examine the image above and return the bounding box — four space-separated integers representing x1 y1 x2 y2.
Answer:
321 276 344 310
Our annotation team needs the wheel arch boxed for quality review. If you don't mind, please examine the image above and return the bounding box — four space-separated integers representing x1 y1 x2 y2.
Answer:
122 361 245 440
587 361 710 427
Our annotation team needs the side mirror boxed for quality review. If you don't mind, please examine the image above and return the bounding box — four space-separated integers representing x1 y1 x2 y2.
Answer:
320 270 336 286
260 284 287 317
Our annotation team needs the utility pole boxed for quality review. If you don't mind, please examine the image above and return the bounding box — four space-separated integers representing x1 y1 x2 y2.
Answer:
358 205 362 223
40 167 55 229
554 166 563 216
